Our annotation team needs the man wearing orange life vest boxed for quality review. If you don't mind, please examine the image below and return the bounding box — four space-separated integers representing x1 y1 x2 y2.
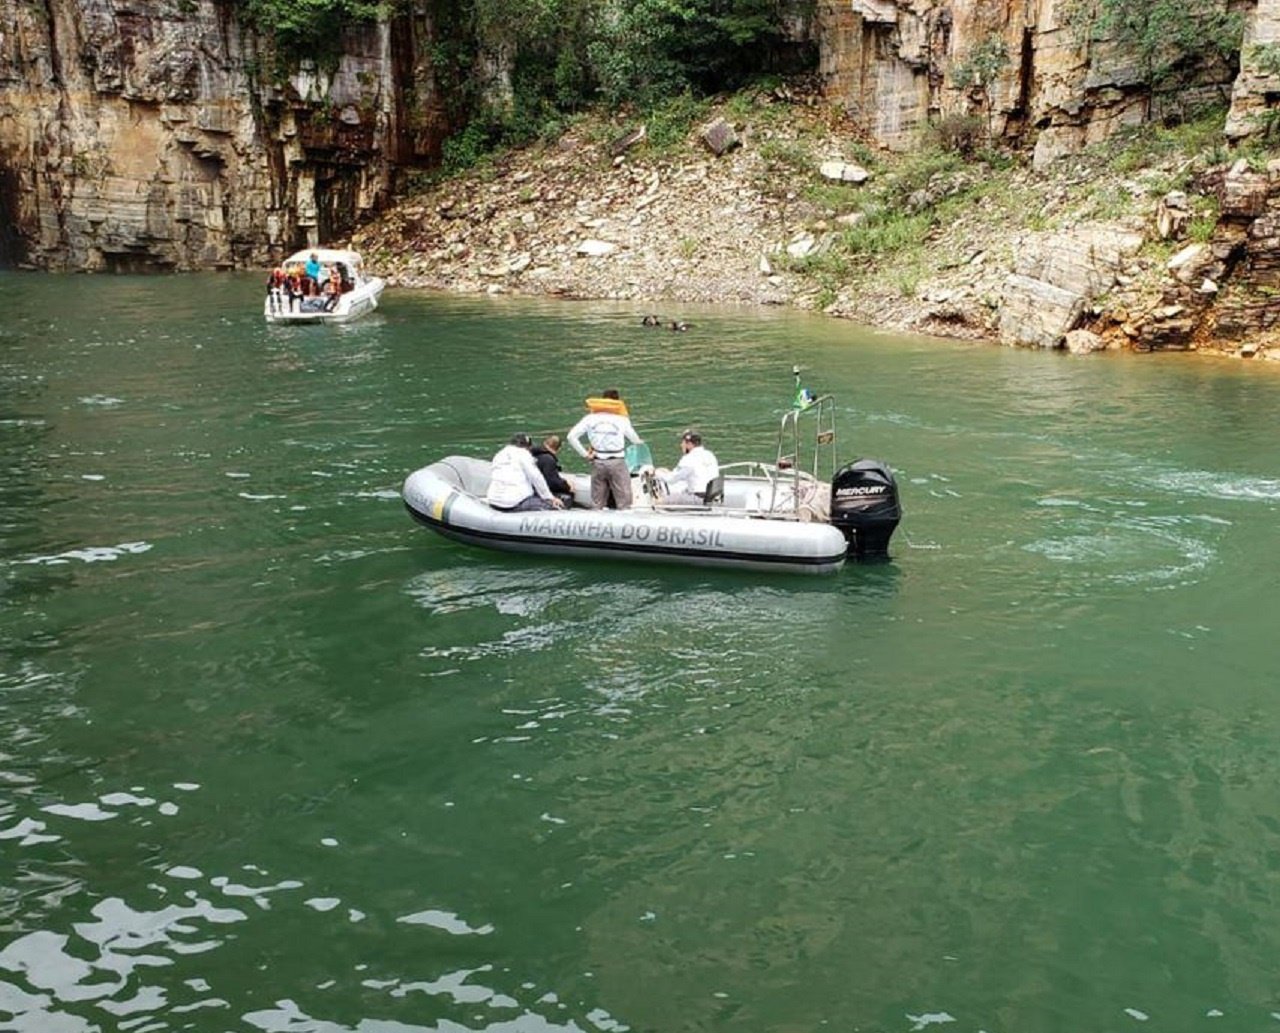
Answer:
567 389 643 509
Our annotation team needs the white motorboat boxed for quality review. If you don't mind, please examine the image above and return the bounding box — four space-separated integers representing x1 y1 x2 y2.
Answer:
264 248 385 324
402 394 902 575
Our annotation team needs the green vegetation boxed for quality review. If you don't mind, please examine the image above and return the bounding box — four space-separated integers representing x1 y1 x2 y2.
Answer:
1058 0 1242 97
644 93 711 152
241 0 801 166
239 0 395 53
951 33 1010 136
1106 104 1229 177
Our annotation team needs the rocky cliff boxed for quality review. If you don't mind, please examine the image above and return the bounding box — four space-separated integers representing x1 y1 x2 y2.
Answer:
0 0 451 271
817 0 1247 164
3 0 1279 292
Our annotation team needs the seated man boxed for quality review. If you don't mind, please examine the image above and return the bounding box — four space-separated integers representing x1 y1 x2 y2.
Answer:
322 270 343 311
531 434 575 508
659 430 719 506
486 433 565 512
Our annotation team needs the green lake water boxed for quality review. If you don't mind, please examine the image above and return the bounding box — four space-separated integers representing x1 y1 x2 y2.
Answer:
3 272 1280 1032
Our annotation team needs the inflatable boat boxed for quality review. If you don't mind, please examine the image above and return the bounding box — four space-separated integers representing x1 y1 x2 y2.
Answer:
403 395 902 575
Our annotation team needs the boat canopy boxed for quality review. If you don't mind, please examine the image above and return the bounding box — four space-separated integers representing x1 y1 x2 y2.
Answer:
280 248 366 270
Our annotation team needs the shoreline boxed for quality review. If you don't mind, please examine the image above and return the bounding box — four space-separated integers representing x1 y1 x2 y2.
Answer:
351 101 1280 366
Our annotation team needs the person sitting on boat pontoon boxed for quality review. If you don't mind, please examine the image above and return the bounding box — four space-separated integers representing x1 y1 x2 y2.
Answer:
532 434 575 509
486 433 565 512
658 430 719 506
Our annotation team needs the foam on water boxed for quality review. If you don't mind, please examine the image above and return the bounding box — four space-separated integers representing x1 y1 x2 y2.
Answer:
15 542 152 566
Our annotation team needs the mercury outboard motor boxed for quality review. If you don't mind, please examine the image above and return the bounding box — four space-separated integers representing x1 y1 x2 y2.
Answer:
830 460 901 560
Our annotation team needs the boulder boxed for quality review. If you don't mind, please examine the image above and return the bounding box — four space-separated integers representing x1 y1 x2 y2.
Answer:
819 161 871 183
786 234 817 259
1220 167 1270 220
700 118 740 156
1064 329 1107 354
1167 243 1214 285
609 125 647 157
999 275 1086 348
1155 191 1190 240
1001 225 1145 348
575 239 617 257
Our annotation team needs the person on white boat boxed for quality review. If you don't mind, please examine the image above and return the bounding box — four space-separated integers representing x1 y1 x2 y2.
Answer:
567 389 643 510
322 268 343 312
486 433 565 512
304 251 323 286
659 430 719 506
266 266 286 314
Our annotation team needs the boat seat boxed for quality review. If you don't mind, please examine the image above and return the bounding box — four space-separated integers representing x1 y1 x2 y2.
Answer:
702 475 724 506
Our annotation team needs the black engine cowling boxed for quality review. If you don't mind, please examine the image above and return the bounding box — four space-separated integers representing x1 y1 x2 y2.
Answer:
829 460 901 560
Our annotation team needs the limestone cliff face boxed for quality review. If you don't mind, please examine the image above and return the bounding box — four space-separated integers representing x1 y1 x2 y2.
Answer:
0 0 449 270
818 0 1249 165
3 1 1275 276
1226 0 1280 138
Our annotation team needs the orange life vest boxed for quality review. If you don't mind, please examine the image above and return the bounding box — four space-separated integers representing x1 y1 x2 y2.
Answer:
585 397 629 416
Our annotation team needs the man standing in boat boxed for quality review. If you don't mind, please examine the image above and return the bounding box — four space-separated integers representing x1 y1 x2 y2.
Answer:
486 434 565 512
567 389 644 510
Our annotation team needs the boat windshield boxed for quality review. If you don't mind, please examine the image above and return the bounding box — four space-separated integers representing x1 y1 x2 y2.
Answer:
626 442 653 473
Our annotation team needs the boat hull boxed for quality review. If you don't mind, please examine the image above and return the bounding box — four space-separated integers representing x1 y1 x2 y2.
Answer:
403 458 848 575
265 278 385 325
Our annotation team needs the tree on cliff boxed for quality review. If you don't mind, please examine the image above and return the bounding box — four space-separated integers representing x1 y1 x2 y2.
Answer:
240 0 393 52
1060 0 1242 108
951 33 1010 139
436 0 800 160
237 0 802 167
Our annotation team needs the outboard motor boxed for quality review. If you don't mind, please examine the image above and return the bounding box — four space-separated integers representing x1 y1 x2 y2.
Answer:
830 460 901 560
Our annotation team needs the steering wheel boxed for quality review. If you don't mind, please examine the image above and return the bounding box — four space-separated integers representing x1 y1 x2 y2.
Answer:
641 468 663 499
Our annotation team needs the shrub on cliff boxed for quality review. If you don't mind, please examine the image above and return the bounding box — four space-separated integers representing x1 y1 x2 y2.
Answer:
240 0 392 53
428 0 800 166
1059 0 1242 99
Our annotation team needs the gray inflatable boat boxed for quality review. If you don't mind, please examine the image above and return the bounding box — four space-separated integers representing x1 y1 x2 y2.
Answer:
402 395 902 575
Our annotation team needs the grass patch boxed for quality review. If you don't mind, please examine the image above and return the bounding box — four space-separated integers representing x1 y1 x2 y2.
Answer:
841 209 936 258
1187 215 1217 243
642 92 711 153
723 86 791 128
757 137 814 174
1105 104 1231 174
878 148 968 206
1079 180 1134 221
1140 237 1179 264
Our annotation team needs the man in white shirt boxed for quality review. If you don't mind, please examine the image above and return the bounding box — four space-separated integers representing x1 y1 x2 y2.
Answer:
566 389 643 509
486 433 565 512
661 430 719 506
